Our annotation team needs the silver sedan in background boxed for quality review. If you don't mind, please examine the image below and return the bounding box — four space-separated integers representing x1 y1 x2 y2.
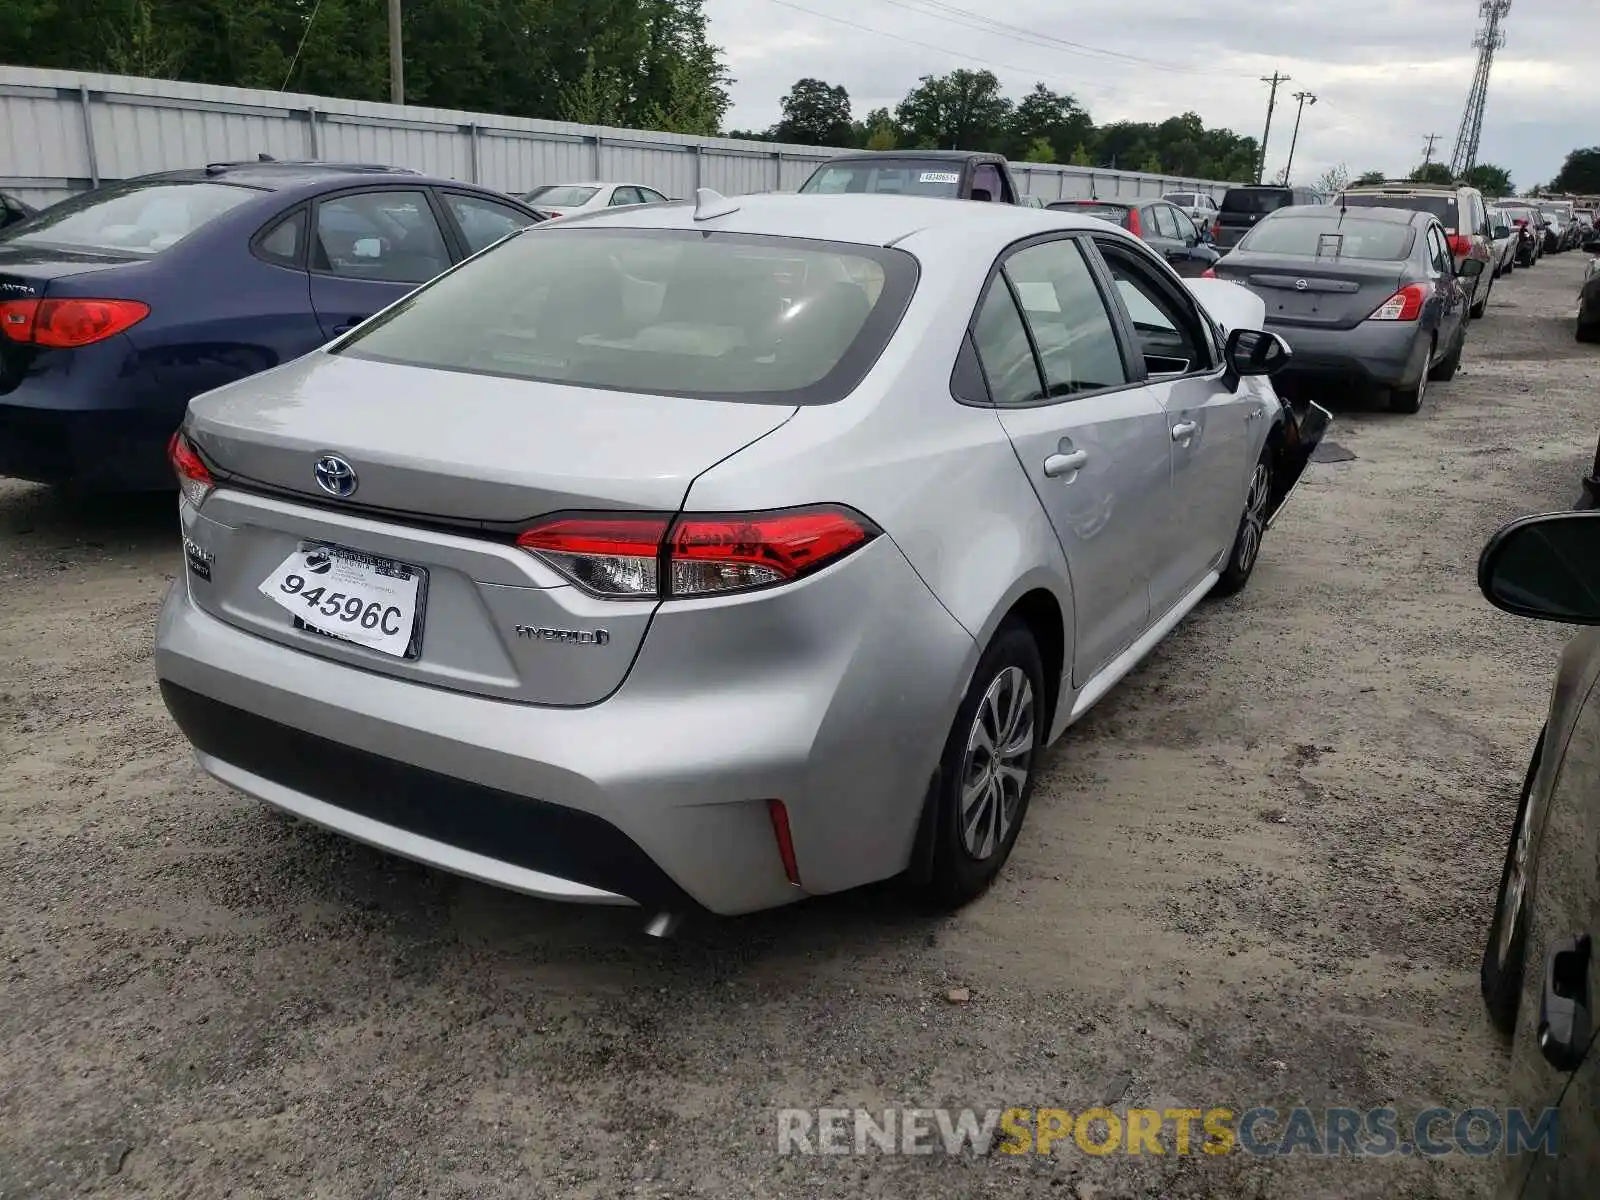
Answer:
154 193 1325 926
518 180 670 219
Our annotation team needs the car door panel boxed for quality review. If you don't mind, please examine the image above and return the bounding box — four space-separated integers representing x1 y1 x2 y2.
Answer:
970 237 1171 685
308 188 456 340
1095 239 1249 607
1509 627 1600 1199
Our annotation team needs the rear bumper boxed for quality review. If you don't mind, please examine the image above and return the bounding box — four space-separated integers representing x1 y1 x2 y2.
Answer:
0 404 174 488
1264 319 1430 389
154 533 976 916
0 336 177 489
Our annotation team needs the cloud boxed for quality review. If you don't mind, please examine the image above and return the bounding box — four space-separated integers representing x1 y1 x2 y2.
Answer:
706 0 1586 189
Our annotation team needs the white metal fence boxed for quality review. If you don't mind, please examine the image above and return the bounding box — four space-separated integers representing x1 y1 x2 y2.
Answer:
0 66 1238 210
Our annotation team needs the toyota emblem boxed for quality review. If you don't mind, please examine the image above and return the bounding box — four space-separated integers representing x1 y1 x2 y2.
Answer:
313 454 358 498
1294 278 1309 291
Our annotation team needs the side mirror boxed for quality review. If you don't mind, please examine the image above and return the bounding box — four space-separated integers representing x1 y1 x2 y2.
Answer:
1479 511 1600 623
1493 225 1511 240
1458 256 1485 278
1224 327 1292 378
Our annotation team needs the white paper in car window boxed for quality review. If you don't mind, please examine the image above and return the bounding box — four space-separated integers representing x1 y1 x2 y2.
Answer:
919 172 960 184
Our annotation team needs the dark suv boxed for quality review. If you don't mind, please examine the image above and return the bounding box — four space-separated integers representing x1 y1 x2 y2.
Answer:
1212 185 1324 249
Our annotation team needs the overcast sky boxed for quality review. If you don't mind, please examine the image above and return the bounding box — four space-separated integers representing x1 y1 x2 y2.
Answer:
703 0 1583 190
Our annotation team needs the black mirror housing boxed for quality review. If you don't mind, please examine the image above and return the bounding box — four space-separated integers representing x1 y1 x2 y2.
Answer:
1478 511 1600 624
1493 226 1511 239
1458 256 1486 278
1224 327 1292 378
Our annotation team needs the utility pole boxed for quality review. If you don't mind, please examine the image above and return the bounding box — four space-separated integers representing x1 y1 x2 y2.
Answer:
388 0 405 106
1256 72 1290 184
1421 132 1442 167
1282 91 1317 184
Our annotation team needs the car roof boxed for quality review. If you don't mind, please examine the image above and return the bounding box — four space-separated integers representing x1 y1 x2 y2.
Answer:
821 150 997 162
545 191 1126 249
1283 203 1425 225
1343 181 1476 196
530 181 615 190
1051 198 1132 208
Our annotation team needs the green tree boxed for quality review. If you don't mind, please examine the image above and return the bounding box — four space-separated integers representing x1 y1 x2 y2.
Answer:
1353 169 1387 186
1409 162 1455 185
1462 162 1513 197
1003 83 1090 162
859 107 898 150
1021 136 1055 164
894 69 1012 151
772 77 851 146
1069 143 1092 167
1551 147 1600 193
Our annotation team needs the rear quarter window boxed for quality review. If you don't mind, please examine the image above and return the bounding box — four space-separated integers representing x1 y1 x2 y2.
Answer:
336 228 918 405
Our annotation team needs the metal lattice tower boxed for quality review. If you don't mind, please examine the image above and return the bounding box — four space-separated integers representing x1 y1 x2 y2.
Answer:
1449 0 1511 176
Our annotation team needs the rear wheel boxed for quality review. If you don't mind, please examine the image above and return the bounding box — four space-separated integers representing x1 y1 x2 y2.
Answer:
924 621 1044 908
1578 306 1600 344
1428 323 1464 382
1482 729 1545 1035
1391 343 1432 413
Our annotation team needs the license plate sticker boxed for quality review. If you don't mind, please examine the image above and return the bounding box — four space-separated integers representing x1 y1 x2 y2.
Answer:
258 545 424 659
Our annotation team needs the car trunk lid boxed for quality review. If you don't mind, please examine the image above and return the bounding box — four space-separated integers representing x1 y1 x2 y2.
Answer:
181 351 797 705
0 246 146 391
1211 253 1405 330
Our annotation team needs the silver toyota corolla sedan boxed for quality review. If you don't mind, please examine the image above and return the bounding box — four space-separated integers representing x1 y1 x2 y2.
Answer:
154 191 1327 923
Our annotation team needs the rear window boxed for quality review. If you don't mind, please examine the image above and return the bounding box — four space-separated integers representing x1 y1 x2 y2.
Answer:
801 160 964 198
0 180 256 256
336 228 917 404
1165 193 1196 206
1340 193 1457 225
1221 188 1295 215
523 185 599 207
1237 215 1414 260
1049 202 1130 227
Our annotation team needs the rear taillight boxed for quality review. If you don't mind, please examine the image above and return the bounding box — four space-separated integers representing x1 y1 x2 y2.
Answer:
1125 208 1142 237
0 298 149 348
1445 233 1472 258
1201 267 1217 279
1367 283 1428 322
516 505 880 599
168 431 214 507
1211 219 1222 238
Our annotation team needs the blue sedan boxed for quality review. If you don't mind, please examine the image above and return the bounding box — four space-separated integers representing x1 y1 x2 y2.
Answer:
0 160 542 489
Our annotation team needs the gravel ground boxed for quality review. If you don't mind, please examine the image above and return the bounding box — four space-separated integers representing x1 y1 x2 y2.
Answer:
2 255 1596 1200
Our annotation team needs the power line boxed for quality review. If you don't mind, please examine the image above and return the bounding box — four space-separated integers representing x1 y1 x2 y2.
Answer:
1256 71 1289 184
865 0 1246 78
279 0 327 92
760 0 1122 98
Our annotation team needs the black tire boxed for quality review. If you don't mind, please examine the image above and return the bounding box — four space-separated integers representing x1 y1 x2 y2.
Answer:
1391 357 1430 413
1578 315 1600 345
1213 447 1273 597
1482 729 1546 1035
1428 324 1464 382
924 620 1045 908
1470 275 1490 319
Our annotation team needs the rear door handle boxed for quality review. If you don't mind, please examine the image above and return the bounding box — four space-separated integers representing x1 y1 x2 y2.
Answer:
1171 420 1199 442
332 316 372 334
1043 449 1089 478
1539 933 1592 1072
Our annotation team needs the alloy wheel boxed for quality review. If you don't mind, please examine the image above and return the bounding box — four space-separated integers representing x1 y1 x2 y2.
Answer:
1497 798 1535 966
959 666 1036 861
1236 461 1272 575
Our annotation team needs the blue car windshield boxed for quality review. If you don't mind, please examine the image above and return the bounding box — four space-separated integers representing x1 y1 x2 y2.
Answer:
0 181 256 257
